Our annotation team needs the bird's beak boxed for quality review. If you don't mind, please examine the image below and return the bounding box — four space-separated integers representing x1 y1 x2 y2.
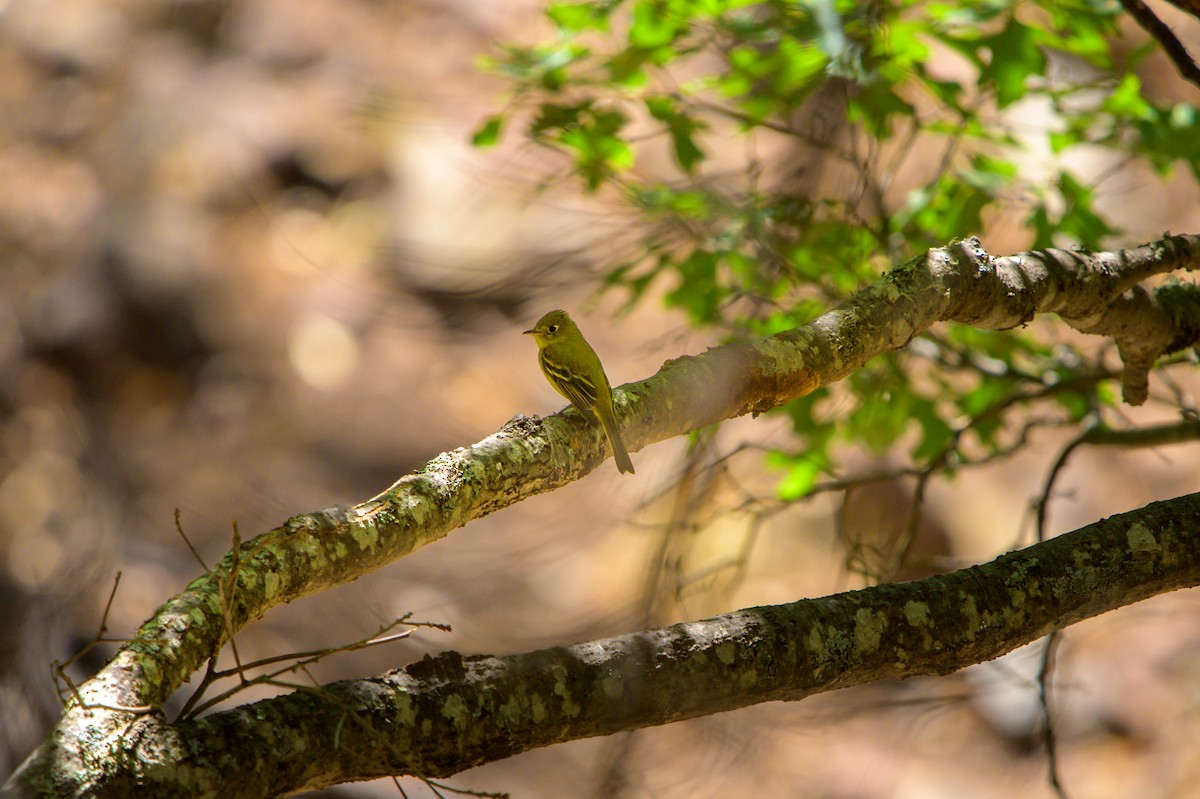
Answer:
522 328 535 335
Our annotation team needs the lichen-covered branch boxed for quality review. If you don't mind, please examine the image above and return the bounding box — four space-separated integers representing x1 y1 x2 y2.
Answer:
7 234 1200 797
20 492 1200 798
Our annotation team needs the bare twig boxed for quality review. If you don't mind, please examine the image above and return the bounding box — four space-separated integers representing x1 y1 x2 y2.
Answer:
179 616 443 720
51 573 140 710
1030 415 1200 797
1038 630 1071 799
1118 0 1200 90
423 779 509 799
221 522 246 679
174 509 209 572
1037 418 1200 541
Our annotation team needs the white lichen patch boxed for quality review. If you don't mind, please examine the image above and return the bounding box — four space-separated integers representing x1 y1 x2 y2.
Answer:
141 656 160 684
903 600 930 627
804 625 825 659
530 693 547 724
497 693 523 726
552 665 581 718
854 608 885 653
261 566 281 598
1126 522 1160 555
394 692 417 727
440 694 469 731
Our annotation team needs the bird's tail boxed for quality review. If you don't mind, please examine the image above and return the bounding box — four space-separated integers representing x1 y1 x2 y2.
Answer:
598 408 635 475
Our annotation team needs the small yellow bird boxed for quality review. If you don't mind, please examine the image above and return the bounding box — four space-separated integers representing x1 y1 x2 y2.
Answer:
523 310 635 475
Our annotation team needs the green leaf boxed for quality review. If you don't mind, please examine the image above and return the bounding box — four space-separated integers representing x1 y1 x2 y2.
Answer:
1104 73 1153 121
1053 387 1093 422
630 0 679 49
1055 171 1119 245
776 456 823 501
766 433 835 502
1137 102 1200 180
628 184 713 219
1029 205 1055 249
912 396 953 462
884 19 932 70
534 103 635 191
849 80 915 138
958 377 1011 417
606 48 652 86
470 114 504 148
980 20 1043 107
845 359 913 453
665 250 721 323
548 1 613 33
776 38 828 94
896 155 1013 243
530 101 586 136
645 95 707 172
1041 0 1119 67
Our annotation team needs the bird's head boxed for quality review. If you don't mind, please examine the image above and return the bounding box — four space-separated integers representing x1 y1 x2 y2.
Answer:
522 309 575 346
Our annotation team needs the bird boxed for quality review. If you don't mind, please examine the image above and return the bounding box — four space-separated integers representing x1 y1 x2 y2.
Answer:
523 309 635 474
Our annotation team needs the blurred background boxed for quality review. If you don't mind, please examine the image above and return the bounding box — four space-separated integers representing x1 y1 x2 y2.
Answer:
2 1 1200 797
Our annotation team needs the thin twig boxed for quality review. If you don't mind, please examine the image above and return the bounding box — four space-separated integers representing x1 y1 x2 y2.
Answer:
1037 418 1200 541
221 521 246 679
1038 630 1071 799
174 509 209 572
1118 0 1200 90
51 572 128 708
179 617 443 720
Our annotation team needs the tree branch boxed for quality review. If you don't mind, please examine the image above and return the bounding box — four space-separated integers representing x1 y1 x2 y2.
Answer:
14 492 1200 797
7 234 1200 797
1119 0 1200 91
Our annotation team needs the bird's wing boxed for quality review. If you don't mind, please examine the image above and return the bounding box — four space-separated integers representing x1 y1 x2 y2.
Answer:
540 350 601 411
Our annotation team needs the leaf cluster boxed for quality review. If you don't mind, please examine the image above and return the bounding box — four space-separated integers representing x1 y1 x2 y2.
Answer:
477 0 1198 497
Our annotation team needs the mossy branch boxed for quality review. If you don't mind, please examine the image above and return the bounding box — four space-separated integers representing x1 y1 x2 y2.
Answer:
15 493 1200 797
7 234 1200 797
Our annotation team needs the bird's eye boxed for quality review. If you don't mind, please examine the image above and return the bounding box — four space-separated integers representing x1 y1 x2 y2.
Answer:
548 324 559 333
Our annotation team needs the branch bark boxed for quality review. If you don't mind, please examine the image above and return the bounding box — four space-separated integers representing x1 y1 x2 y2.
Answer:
15 493 1200 797
7 235 1200 797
